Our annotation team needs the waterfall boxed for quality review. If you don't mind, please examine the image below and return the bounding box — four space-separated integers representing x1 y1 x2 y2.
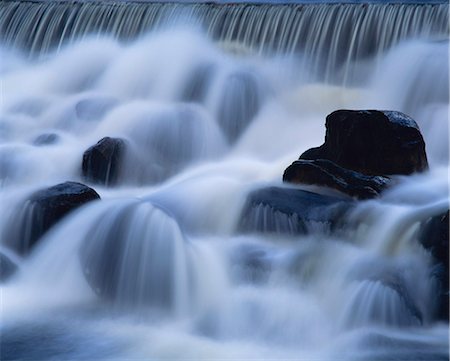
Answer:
1 1 448 81
1 1 449 360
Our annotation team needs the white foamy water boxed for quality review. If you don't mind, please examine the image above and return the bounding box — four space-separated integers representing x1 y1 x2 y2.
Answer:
0 3 449 360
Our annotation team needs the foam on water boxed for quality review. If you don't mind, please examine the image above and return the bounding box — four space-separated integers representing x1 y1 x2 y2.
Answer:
0 4 449 360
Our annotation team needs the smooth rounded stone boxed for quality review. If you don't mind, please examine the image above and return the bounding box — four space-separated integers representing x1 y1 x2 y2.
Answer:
300 110 428 175
344 263 424 328
4 182 100 255
75 96 117 121
33 133 60 146
82 137 126 186
283 159 391 199
342 279 423 329
180 63 216 103
114 103 226 184
239 186 354 235
216 70 265 143
79 202 191 309
419 211 449 322
0 251 18 282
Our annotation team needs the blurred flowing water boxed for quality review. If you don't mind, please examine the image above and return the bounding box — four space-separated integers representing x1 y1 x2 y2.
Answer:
0 1 449 360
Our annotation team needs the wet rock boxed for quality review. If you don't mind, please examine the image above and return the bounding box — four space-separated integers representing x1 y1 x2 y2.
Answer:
0 251 18 282
239 186 354 235
180 63 215 103
82 137 126 186
343 279 423 328
216 70 265 143
33 133 59 146
419 211 449 322
420 211 449 269
75 96 117 121
346 261 424 328
283 159 391 199
4 182 100 255
119 103 225 184
300 110 428 175
79 202 189 308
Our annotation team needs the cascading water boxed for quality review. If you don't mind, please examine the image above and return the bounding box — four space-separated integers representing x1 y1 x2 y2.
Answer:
0 1 449 360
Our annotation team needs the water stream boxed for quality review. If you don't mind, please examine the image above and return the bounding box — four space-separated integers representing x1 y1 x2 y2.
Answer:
0 1 449 360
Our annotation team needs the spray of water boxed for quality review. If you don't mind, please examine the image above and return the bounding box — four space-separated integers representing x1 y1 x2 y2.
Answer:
0 2 448 360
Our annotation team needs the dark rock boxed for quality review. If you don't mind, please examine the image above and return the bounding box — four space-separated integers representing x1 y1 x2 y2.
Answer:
239 186 354 235
419 211 449 322
82 137 126 186
4 182 100 255
0 251 18 282
33 133 59 146
283 159 391 199
300 110 428 175
420 211 449 269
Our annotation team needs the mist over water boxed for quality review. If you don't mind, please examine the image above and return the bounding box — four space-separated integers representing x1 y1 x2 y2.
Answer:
0 1 449 360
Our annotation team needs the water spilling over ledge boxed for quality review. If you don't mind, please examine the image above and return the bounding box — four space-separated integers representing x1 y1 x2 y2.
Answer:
1 1 448 61
0 0 449 360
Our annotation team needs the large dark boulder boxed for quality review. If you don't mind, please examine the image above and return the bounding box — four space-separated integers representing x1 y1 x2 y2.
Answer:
283 159 391 200
82 137 126 186
4 182 100 255
419 211 449 322
300 110 428 176
239 186 354 235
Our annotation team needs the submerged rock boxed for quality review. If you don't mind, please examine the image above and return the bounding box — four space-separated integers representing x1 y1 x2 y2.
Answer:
283 159 391 199
79 201 196 310
216 70 265 143
343 279 423 329
239 186 353 235
180 63 215 103
4 182 100 255
419 211 449 322
75 96 117 122
82 137 126 186
0 251 18 282
345 260 425 328
33 133 59 146
112 103 226 184
300 110 428 175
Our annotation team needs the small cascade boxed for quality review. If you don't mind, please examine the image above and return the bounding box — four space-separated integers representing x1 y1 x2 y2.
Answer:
97 102 227 184
1 1 448 81
342 279 423 328
0 1 449 360
78 200 228 314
